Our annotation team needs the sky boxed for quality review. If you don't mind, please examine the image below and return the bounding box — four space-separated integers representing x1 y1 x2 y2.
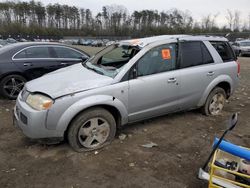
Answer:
6 0 250 26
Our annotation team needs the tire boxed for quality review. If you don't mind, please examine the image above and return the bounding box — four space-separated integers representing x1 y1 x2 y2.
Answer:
0 74 26 100
202 87 226 116
67 107 116 152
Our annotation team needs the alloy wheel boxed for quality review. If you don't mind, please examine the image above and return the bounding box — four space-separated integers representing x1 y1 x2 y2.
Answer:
3 77 25 98
78 117 110 149
209 93 225 115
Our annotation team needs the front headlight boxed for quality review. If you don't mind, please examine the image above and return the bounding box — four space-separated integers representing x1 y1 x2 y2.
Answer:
26 94 53 111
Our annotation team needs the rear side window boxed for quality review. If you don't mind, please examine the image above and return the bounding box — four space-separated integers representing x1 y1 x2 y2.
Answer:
210 41 235 62
179 41 213 69
53 47 84 59
14 50 26 59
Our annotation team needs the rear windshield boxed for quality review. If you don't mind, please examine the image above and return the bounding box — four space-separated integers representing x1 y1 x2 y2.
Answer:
210 41 235 62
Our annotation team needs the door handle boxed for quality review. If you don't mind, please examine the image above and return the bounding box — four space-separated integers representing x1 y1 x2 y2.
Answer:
168 78 177 83
23 63 33 67
60 62 68 66
207 71 215 76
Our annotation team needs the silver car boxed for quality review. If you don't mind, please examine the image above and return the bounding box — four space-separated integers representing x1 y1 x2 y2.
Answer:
238 40 250 56
14 35 239 151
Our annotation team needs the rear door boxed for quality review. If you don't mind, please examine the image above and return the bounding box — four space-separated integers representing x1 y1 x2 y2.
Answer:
51 46 89 68
177 41 216 110
13 46 60 79
128 43 180 122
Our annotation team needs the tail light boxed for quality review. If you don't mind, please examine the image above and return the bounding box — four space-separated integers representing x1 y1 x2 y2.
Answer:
236 60 240 77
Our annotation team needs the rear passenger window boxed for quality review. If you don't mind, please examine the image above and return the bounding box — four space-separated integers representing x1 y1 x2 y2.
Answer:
14 50 26 59
210 41 235 62
53 47 84 59
179 41 213 69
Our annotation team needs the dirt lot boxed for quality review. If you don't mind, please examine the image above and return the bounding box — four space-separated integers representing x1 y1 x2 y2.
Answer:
0 55 250 188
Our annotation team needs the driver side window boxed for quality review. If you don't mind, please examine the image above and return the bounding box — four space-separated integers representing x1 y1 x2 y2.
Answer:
137 44 176 76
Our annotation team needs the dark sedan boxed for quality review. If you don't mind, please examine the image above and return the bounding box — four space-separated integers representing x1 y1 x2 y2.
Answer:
0 42 89 99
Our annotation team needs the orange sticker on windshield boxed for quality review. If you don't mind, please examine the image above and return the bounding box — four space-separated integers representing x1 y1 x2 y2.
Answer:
161 49 171 60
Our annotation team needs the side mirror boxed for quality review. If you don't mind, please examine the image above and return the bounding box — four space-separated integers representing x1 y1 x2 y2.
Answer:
228 113 238 131
81 56 88 62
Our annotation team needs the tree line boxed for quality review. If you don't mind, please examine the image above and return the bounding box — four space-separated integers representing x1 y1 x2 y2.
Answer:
0 1 249 38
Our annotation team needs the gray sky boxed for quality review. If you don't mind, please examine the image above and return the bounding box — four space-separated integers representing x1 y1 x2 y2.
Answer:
8 0 250 26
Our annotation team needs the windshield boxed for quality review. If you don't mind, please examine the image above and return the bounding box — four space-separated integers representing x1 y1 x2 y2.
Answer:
83 44 140 78
239 42 250 47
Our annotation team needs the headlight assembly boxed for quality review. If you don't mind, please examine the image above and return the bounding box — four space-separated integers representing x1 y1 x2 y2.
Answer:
26 94 53 111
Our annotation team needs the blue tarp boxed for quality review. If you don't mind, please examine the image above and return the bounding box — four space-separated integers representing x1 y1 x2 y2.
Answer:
214 138 250 161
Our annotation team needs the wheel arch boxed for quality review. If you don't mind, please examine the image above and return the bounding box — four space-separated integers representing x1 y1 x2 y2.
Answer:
198 75 233 107
0 71 28 81
63 104 123 139
52 95 128 138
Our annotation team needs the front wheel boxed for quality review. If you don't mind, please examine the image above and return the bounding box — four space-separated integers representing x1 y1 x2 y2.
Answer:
202 87 226 116
67 108 116 152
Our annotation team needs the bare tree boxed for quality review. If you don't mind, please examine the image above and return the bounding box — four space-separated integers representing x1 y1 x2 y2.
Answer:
226 9 234 31
248 13 250 30
233 10 241 31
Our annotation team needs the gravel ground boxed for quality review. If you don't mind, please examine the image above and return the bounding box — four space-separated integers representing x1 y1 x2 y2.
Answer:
0 56 249 188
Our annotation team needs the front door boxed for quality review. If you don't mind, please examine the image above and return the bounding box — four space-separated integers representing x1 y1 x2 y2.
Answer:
128 43 180 122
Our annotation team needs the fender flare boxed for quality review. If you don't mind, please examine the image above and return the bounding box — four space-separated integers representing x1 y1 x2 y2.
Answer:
56 95 128 132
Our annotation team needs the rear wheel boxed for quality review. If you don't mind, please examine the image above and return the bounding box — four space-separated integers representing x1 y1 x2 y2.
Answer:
0 74 26 99
67 108 116 152
202 87 226 116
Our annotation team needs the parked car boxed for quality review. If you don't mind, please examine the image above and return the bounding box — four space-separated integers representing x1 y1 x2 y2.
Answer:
19 38 28 42
237 40 250 56
91 40 103 47
83 39 93 46
0 39 9 47
6 38 17 44
77 39 85 45
14 35 239 151
105 40 115 46
0 42 89 99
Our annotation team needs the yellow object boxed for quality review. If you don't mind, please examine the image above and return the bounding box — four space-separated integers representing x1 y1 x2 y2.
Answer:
208 149 250 188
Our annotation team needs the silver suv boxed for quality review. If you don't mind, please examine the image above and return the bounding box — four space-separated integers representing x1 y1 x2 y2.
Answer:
14 35 239 151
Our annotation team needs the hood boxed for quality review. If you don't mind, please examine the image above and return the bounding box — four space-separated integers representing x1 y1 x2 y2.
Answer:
26 63 113 98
